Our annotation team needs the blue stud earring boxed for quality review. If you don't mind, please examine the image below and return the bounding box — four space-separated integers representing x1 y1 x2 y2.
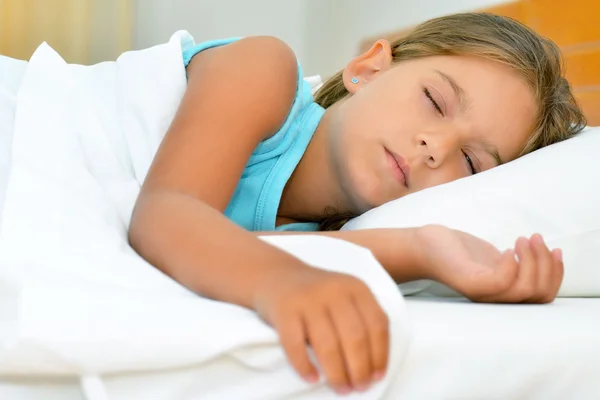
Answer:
351 77 359 84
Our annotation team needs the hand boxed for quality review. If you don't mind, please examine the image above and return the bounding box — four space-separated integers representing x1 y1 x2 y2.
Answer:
252 263 389 394
415 225 564 303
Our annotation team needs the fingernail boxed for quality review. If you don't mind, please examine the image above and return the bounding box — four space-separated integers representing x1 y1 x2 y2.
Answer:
334 385 352 395
354 383 370 392
304 373 319 383
372 371 385 381
553 249 563 262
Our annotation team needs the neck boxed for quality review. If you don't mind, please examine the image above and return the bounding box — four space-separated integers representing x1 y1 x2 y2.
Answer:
278 104 353 223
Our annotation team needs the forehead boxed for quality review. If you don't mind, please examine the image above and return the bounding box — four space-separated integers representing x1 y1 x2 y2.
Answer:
391 55 538 161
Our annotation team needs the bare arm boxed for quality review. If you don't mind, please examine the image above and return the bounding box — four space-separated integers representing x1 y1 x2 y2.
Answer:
257 229 429 283
260 227 564 306
128 36 310 309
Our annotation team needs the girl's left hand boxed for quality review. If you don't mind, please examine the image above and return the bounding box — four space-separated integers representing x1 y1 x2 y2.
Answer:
414 225 564 304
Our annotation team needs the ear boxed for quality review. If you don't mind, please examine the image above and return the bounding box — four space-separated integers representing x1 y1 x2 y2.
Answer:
342 39 393 94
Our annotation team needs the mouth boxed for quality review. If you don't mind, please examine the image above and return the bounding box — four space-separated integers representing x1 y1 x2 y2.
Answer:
384 147 410 188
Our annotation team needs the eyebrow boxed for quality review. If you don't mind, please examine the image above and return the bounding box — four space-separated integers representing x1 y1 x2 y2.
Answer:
482 142 504 166
434 70 471 114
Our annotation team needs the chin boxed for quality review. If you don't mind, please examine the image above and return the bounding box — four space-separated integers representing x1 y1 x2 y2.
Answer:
344 168 389 213
335 143 394 212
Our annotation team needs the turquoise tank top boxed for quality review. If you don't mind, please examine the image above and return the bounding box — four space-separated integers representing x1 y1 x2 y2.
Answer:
181 36 323 232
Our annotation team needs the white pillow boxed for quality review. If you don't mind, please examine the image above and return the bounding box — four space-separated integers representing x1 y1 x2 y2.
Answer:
343 127 600 297
306 75 324 94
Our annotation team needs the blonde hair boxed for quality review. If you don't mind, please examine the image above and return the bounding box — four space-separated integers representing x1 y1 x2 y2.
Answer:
316 12 586 231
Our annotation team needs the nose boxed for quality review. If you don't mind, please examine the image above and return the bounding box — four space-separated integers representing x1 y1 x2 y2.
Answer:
417 130 459 168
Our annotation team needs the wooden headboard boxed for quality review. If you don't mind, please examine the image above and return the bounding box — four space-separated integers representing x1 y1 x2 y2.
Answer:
360 0 600 125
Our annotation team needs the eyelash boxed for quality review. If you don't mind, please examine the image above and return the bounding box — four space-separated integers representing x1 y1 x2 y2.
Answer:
463 151 477 175
424 88 443 115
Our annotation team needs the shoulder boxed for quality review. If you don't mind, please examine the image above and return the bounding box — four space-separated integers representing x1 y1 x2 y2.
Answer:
185 36 299 136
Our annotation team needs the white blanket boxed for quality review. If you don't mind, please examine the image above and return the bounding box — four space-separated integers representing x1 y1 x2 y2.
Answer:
0 32 412 399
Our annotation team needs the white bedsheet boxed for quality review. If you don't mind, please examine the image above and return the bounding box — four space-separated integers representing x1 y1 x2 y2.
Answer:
392 297 600 399
0 55 27 223
2 298 599 399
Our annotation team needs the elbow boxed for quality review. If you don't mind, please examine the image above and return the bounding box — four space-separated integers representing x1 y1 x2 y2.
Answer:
127 194 157 258
127 213 142 253
127 190 187 271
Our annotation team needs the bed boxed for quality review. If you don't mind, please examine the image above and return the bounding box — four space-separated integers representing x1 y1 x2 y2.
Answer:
1 2 600 400
2 297 598 400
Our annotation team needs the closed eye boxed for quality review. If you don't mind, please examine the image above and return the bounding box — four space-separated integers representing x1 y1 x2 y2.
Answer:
424 88 443 115
462 151 478 175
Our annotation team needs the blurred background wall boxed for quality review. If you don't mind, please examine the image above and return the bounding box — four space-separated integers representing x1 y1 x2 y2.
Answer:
0 0 132 64
133 0 510 76
1 0 509 74
1 0 598 123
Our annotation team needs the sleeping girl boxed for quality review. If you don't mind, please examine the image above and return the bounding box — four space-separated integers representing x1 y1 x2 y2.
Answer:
127 12 586 395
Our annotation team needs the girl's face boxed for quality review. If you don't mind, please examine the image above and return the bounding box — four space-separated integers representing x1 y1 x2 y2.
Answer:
328 41 537 213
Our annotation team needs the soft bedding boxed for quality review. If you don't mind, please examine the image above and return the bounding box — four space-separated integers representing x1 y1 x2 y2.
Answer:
392 297 600 399
1 32 599 400
0 55 26 221
1 297 599 400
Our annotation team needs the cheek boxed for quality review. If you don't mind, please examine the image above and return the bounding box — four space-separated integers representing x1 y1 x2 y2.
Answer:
356 70 434 127
356 81 425 126
394 88 435 131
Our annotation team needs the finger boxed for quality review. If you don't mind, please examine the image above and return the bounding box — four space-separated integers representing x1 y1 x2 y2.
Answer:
353 292 389 383
329 300 372 391
530 234 554 303
511 236 538 302
274 312 319 384
305 308 350 394
475 249 518 303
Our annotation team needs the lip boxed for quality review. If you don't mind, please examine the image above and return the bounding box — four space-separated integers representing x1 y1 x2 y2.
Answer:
385 147 410 187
